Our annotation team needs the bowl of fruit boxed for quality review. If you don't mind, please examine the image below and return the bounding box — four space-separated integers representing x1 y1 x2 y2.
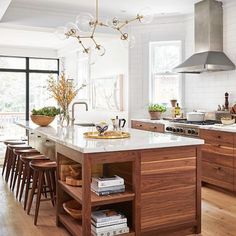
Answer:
31 107 60 127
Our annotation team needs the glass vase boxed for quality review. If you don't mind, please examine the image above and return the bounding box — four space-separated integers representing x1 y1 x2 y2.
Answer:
59 107 70 127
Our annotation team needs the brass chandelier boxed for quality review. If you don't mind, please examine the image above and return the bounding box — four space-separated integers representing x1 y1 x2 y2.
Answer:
56 0 153 56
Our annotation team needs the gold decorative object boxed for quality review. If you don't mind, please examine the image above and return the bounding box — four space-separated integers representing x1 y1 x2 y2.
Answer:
48 72 86 127
84 131 130 139
55 0 153 56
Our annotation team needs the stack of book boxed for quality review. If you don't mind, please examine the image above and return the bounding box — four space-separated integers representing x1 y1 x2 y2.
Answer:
91 209 129 236
91 175 125 196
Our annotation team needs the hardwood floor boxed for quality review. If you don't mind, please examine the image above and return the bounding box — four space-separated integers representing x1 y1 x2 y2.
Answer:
0 170 69 236
0 170 236 236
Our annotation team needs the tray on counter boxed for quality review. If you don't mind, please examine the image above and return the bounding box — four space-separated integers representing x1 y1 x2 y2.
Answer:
84 131 130 139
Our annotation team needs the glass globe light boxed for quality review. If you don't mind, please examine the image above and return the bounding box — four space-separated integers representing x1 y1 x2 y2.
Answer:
76 13 95 32
65 22 80 36
138 7 154 24
54 26 67 40
95 45 106 57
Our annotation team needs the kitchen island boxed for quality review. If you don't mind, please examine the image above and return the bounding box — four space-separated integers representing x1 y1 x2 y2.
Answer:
17 121 204 236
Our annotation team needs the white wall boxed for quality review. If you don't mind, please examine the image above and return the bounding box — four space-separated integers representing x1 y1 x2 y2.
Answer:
185 1 236 112
128 16 188 119
58 36 129 124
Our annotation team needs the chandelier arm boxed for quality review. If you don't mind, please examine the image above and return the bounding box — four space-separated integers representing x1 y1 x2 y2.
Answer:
91 23 98 37
96 0 99 21
119 17 140 30
91 37 99 47
77 37 89 53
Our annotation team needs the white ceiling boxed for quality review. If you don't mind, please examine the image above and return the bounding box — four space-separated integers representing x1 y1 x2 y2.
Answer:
0 0 232 50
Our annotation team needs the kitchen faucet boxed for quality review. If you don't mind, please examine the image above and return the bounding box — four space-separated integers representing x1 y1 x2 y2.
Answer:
71 102 88 125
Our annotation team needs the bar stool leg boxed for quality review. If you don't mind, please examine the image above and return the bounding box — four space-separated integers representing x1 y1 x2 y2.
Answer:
12 156 21 192
27 170 39 215
16 160 24 199
9 154 17 189
34 171 44 225
23 166 32 210
2 147 10 177
5 149 13 182
45 171 55 206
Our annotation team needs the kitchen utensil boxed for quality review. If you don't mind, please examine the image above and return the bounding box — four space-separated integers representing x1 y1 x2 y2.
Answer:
63 200 82 220
215 111 232 121
221 118 235 125
186 112 205 122
225 92 229 110
118 118 126 129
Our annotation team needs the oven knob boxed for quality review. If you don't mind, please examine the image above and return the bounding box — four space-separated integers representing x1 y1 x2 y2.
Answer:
166 127 171 131
180 128 184 133
176 128 180 132
188 129 192 134
191 130 196 134
172 128 176 132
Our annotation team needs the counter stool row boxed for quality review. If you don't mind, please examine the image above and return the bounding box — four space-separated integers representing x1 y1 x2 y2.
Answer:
2 139 57 225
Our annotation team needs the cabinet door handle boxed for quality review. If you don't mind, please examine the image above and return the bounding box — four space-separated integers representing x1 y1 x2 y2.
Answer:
139 124 143 127
217 135 221 139
154 126 157 129
37 135 41 138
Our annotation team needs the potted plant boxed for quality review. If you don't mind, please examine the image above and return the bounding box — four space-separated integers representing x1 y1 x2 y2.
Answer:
31 106 60 126
148 104 167 120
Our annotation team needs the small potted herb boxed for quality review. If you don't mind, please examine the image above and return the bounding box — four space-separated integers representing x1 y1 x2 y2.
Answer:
148 104 167 120
31 106 60 126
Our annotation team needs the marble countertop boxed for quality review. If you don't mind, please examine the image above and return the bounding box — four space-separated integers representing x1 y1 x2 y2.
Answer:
16 120 204 153
200 124 236 132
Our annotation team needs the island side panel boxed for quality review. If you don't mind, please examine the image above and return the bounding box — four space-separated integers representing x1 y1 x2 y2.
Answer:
140 146 200 235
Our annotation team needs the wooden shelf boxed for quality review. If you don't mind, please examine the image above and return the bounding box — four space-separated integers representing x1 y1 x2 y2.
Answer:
59 213 82 236
59 180 135 207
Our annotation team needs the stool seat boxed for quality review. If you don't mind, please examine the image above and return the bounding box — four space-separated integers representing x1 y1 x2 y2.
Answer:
8 144 32 150
14 149 40 156
30 160 57 170
21 155 48 162
4 140 26 145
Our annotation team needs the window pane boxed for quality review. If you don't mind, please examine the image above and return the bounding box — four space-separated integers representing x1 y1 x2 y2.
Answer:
151 42 181 74
29 58 58 71
153 75 180 105
0 72 26 113
0 57 26 69
29 73 57 111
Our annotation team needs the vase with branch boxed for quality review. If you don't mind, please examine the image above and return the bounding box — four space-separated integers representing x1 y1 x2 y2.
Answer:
48 72 86 127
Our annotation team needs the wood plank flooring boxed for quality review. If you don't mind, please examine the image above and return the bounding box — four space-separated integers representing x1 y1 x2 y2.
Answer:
0 171 236 236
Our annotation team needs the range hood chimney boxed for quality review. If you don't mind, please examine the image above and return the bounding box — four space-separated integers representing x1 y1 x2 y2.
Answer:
173 0 235 74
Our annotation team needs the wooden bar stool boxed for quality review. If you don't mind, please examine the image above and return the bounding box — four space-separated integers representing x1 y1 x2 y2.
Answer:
2 140 26 177
12 148 41 194
19 155 49 210
6 144 32 184
27 160 57 225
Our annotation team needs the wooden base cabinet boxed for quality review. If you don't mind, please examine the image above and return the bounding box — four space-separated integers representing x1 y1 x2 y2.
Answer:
55 144 201 236
200 129 236 192
131 120 165 133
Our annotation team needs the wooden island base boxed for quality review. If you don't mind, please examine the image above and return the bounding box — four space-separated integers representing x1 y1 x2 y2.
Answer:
55 144 201 236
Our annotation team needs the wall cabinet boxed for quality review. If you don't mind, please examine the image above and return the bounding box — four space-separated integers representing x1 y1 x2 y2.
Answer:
131 120 165 133
199 129 236 192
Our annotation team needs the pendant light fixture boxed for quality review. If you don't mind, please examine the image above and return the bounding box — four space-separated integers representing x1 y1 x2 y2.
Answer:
55 0 153 56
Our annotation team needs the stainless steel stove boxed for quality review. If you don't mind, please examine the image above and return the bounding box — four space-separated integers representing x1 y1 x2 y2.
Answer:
165 119 219 137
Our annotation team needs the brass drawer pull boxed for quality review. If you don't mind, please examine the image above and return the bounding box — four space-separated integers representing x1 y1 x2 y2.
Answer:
218 135 221 139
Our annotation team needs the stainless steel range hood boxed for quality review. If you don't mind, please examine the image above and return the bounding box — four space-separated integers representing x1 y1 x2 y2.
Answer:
173 0 235 74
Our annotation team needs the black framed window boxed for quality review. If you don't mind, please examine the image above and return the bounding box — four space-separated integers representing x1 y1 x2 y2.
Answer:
0 56 59 121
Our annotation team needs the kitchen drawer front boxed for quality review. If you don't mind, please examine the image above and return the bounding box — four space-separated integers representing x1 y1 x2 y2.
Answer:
201 147 233 168
202 161 234 191
131 120 164 133
201 143 234 156
141 187 196 231
200 129 234 147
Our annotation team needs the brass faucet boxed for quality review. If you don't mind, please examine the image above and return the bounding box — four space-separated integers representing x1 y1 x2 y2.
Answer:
71 102 88 125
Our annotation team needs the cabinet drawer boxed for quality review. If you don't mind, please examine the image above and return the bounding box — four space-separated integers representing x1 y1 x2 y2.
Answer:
200 129 234 147
202 161 234 191
131 121 164 133
202 149 233 168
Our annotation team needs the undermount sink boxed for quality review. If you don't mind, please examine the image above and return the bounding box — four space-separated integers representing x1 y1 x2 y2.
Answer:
74 123 95 127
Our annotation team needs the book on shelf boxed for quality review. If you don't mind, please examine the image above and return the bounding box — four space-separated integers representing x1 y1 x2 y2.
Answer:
92 175 124 188
91 216 127 228
91 209 123 223
92 222 127 233
91 187 125 196
91 183 125 192
91 226 130 236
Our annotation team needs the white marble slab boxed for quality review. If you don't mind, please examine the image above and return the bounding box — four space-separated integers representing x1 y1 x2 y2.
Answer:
16 120 204 153
200 124 236 133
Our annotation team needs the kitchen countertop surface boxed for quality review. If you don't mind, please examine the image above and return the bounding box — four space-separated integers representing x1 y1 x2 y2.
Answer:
16 120 204 153
132 118 236 133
